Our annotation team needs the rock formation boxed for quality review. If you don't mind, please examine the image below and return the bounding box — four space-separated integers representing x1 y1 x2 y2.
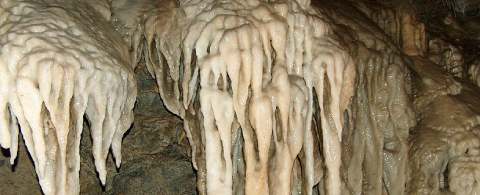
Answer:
1 0 480 195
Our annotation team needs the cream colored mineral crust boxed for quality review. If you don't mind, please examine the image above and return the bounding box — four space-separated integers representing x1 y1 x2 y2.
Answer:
3 0 480 194
0 0 137 194
110 0 418 194
409 56 480 195
112 0 356 194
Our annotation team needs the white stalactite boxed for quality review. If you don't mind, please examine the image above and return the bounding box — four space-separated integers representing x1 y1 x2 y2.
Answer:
111 0 356 194
0 0 137 194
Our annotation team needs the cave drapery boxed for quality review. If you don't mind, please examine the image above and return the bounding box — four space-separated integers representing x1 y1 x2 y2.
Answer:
1 0 480 194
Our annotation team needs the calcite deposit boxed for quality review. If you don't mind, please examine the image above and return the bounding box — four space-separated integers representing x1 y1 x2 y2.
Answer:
0 0 136 194
2 0 480 195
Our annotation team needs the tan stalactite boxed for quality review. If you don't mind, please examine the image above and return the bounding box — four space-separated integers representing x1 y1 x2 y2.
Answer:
4 0 480 195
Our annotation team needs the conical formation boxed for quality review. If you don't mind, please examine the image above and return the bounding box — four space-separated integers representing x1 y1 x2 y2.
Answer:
111 0 356 194
0 0 136 194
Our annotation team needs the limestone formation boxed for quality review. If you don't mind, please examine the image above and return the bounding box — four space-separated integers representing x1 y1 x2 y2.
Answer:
1 0 480 195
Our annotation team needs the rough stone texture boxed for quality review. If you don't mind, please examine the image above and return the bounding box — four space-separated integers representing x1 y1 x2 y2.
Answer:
0 64 196 195
106 144 197 195
410 0 480 63
0 138 43 195
102 65 196 195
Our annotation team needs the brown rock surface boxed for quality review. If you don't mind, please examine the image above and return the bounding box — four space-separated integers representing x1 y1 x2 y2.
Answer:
0 138 43 195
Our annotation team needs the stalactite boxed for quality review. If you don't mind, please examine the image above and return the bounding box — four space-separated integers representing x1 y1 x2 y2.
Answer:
2 0 480 195
0 0 136 194
111 0 357 194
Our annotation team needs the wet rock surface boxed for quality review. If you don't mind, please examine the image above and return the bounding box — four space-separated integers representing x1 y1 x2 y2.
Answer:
0 65 197 195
